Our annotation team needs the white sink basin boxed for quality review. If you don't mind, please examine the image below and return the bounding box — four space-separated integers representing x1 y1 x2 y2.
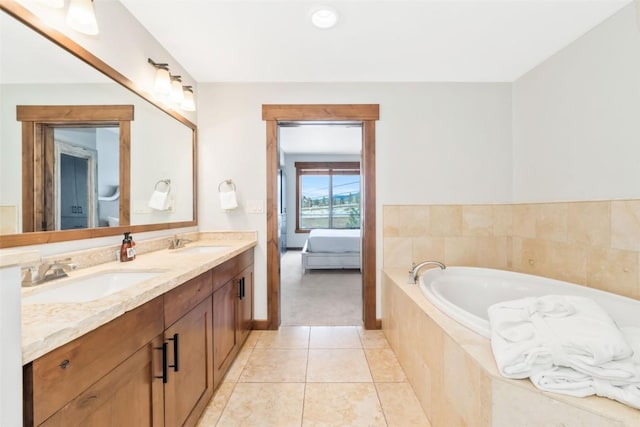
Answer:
173 245 231 255
23 270 164 304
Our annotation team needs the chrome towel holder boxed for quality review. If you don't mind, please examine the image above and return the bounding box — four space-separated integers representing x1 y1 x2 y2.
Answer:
218 179 236 192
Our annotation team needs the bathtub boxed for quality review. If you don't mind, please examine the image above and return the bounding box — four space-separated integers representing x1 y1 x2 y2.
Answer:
419 266 640 338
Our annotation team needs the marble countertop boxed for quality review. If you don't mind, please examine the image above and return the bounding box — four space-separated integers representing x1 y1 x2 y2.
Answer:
22 237 257 364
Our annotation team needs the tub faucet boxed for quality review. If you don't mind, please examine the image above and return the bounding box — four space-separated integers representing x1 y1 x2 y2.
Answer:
408 261 446 284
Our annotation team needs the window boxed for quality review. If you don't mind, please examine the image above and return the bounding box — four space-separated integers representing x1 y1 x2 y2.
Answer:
295 162 361 232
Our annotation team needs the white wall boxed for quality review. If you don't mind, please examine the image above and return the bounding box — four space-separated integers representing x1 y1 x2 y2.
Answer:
197 82 513 319
512 3 640 202
282 153 361 248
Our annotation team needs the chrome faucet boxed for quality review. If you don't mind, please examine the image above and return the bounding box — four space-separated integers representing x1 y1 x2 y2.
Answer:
22 258 78 287
168 235 192 249
408 260 446 284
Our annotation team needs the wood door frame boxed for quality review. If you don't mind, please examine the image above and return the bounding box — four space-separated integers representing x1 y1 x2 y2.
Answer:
262 104 380 330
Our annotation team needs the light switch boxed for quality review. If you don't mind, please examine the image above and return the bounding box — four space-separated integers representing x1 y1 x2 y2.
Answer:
246 200 264 214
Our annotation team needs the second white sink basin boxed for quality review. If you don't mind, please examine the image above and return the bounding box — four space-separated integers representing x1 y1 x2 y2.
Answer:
173 245 231 255
23 270 164 304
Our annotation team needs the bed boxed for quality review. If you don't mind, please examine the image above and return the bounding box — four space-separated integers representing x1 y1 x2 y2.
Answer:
301 229 361 273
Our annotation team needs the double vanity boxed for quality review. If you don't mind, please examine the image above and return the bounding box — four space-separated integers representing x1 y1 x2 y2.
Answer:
17 232 257 427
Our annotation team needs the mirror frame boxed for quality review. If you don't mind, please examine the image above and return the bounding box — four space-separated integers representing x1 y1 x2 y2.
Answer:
0 1 198 248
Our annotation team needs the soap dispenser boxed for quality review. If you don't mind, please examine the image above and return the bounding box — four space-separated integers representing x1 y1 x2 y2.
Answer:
120 232 134 262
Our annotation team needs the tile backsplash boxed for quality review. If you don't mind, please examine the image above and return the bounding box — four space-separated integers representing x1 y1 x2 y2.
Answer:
383 200 640 300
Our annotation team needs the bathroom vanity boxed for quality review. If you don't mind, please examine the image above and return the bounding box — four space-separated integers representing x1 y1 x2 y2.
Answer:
20 237 255 427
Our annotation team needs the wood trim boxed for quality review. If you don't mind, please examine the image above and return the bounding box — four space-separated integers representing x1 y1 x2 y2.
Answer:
17 105 133 122
266 120 280 330
21 122 35 233
42 126 55 231
263 104 380 330
119 120 131 226
262 104 380 121
251 320 271 330
362 120 377 329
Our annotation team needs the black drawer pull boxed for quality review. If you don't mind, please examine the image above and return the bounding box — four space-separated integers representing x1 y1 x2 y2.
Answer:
241 277 245 299
59 359 70 369
168 333 179 372
155 343 168 383
238 278 242 299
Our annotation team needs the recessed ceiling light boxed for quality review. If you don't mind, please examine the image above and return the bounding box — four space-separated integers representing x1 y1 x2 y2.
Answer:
310 7 338 30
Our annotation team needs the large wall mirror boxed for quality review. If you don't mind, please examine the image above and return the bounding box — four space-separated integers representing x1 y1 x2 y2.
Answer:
0 3 197 248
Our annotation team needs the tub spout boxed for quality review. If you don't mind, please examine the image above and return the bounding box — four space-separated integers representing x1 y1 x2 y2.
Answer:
408 260 446 284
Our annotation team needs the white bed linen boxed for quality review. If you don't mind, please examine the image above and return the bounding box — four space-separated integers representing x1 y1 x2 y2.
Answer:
306 229 361 253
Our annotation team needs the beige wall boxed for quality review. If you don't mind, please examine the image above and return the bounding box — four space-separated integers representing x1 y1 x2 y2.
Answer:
383 199 640 300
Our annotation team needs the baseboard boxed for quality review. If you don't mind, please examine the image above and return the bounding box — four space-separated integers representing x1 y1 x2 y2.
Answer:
376 318 382 329
251 319 271 330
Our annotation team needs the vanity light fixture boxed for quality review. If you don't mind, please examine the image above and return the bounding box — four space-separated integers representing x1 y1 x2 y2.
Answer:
170 75 185 104
310 6 338 29
66 0 99 35
148 58 172 95
181 86 196 112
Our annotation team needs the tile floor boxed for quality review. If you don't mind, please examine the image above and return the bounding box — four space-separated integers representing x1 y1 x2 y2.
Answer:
196 326 432 426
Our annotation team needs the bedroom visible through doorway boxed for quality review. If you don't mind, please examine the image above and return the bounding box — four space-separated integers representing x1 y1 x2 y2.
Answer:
278 122 363 326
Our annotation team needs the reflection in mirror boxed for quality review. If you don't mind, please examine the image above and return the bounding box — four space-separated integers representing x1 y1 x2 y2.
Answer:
0 4 197 247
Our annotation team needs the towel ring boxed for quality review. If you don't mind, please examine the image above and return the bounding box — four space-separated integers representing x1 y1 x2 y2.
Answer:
218 179 236 192
155 179 171 192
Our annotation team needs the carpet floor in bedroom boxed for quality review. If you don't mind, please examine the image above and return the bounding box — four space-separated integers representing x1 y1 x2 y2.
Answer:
280 250 363 326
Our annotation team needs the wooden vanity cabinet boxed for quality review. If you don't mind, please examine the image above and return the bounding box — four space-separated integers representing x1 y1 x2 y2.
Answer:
212 250 254 388
24 297 165 427
162 271 214 427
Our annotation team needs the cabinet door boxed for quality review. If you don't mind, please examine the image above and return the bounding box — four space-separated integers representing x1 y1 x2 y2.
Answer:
164 296 214 427
213 280 236 388
236 265 254 346
39 335 164 427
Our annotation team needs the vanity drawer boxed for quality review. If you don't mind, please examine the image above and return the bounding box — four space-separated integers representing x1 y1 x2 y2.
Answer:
164 270 213 327
211 249 254 292
27 296 163 426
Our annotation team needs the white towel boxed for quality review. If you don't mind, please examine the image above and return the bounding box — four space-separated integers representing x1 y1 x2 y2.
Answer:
148 190 170 210
219 190 238 210
489 295 634 380
489 296 640 409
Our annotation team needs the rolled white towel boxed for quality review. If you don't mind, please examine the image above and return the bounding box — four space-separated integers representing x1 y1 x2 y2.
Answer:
220 190 238 210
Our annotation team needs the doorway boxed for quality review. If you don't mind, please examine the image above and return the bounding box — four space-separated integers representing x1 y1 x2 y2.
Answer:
262 104 380 330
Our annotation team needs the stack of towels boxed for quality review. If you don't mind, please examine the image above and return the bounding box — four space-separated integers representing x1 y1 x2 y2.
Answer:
489 295 640 409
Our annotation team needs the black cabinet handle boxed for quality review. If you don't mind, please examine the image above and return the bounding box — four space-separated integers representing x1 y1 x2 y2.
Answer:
168 333 179 372
241 277 245 299
238 278 242 299
155 342 168 383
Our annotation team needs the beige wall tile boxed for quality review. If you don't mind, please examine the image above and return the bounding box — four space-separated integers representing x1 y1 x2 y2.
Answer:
430 205 462 237
536 202 568 242
587 248 639 299
476 237 509 270
412 237 446 264
568 201 611 247
384 237 413 269
416 312 444 422
512 204 538 239
462 205 494 237
438 335 491 427
376 383 432 427
516 239 587 284
611 200 640 251
444 237 477 266
384 205 430 237
491 379 625 427
493 204 513 237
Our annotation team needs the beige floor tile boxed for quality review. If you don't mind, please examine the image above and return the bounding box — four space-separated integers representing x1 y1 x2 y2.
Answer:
309 326 362 348
222 341 254 383
242 330 262 349
376 382 432 426
216 382 304 427
303 383 386 427
239 348 308 383
195 382 235 427
365 348 407 382
255 326 310 349
358 328 391 349
307 349 372 382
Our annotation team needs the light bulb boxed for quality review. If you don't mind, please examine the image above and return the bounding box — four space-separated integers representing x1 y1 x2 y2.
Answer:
66 0 99 35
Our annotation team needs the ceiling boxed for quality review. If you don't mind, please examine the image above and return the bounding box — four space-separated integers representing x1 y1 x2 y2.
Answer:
119 0 632 83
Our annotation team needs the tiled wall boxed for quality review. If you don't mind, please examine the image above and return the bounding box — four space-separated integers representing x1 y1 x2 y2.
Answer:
383 200 640 300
